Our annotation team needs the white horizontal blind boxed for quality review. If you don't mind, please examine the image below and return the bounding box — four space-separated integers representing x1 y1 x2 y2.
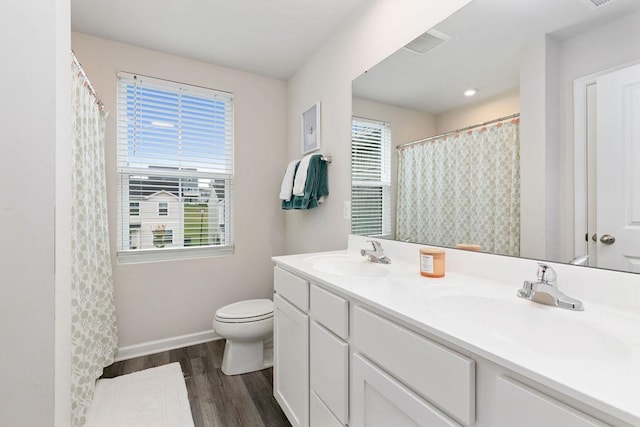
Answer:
116 72 234 260
351 118 391 237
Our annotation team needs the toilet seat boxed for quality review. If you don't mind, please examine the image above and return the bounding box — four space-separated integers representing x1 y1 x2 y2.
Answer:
215 299 273 323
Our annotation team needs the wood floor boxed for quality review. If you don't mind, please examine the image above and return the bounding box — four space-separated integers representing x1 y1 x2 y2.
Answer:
101 340 291 427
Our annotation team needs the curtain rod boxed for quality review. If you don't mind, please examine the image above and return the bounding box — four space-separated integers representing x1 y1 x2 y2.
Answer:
396 112 520 150
72 51 105 111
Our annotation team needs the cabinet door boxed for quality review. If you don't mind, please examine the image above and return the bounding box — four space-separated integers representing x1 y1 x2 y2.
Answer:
274 294 309 427
310 321 348 425
311 390 343 427
495 377 607 427
351 353 460 427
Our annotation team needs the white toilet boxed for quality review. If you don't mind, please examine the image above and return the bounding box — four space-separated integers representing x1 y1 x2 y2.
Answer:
213 299 274 375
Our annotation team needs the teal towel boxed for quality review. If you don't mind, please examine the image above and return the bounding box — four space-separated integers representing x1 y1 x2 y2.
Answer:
282 154 329 210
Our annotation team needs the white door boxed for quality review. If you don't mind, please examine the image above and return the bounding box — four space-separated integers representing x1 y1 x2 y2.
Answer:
274 294 310 427
596 63 640 272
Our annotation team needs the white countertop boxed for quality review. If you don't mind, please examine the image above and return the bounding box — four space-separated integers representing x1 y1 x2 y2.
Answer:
272 248 640 426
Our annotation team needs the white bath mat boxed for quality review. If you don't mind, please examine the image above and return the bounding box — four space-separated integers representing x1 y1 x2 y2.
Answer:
85 362 194 427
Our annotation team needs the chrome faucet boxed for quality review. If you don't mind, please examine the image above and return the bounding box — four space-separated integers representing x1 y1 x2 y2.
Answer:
517 263 584 311
569 254 589 266
360 240 391 264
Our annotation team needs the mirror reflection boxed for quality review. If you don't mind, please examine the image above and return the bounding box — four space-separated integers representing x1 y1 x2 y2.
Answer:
351 0 640 273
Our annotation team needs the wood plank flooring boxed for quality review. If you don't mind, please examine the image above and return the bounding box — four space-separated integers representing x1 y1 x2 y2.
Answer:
101 340 291 427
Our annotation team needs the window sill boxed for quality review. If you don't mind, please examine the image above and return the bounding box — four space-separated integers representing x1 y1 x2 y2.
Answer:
117 245 234 264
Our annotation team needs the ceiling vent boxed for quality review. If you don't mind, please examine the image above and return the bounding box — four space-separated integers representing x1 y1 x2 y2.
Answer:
403 29 450 55
582 0 613 8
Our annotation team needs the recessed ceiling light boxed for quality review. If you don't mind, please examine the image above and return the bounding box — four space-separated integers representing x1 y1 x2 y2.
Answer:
464 89 477 97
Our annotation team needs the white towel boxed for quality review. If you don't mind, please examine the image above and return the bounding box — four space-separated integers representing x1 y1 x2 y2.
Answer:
293 153 316 196
279 160 300 201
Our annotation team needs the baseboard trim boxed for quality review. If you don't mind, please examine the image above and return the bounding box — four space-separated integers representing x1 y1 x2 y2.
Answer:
115 330 222 362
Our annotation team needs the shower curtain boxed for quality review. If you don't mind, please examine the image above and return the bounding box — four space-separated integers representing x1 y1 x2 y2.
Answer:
396 119 520 256
70 54 118 426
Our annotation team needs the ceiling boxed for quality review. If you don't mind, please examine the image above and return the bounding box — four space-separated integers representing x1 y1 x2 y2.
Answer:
352 0 640 115
70 0 366 80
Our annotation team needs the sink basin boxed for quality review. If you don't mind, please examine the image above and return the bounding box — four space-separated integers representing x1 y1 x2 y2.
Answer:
305 253 390 278
429 294 631 361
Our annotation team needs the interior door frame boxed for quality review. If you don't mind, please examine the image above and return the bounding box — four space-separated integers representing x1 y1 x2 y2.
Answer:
572 60 640 261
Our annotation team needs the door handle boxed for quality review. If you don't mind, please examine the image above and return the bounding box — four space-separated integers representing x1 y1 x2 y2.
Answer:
600 234 616 245
591 233 597 242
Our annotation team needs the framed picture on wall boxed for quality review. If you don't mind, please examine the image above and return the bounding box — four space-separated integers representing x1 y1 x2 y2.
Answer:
301 102 321 154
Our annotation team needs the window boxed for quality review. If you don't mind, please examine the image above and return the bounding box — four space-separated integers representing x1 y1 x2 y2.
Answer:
351 118 391 237
130 201 140 216
158 202 168 216
117 72 234 262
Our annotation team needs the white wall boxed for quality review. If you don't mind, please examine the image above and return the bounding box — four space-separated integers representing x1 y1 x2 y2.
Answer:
518 36 563 262
0 1 71 426
72 33 288 348
352 96 436 238
519 36 561 260
353 97 436 146
55 1 72 425
435 90 520 134
285 0 473 255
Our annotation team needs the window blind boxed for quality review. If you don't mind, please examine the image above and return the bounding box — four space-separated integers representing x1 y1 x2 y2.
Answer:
351 118 391 237
116 72 234 260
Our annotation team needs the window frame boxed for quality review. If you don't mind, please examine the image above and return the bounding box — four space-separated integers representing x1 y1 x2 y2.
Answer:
351 117 392 238
116 72 234 263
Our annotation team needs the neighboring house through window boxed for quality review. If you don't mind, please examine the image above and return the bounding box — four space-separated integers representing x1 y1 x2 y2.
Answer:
116 72 234 261
351 118 391 237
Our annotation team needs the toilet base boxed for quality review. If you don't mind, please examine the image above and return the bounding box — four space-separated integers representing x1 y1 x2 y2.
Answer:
221 339 273 376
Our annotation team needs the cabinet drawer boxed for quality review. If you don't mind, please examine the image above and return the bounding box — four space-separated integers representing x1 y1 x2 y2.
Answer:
351 353 460 427
353 307 475 425
311 390 343 427
310 284 349 339
495 377 607 427
310 321 349 425
274 266 309 312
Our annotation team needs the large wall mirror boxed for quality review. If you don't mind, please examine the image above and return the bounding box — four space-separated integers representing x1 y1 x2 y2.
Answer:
351 0 640 273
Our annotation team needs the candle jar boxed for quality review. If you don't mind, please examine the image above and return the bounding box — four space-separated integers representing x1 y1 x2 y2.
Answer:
419 247 445 278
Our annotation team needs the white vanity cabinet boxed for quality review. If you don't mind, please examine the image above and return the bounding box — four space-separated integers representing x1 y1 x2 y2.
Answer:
274 267 310 427
272 263 627 427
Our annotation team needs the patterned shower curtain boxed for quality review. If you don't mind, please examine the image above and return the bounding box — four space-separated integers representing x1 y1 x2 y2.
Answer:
70 55 118 426
396 119 520 256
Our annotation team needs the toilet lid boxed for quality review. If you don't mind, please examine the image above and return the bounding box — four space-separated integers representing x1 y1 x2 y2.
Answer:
215 299 273 321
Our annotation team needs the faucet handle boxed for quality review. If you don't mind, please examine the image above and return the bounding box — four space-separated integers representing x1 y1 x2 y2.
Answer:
366 240 382 252
536 263 557 285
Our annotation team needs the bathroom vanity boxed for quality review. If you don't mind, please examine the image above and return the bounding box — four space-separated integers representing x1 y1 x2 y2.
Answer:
272 237 640 427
